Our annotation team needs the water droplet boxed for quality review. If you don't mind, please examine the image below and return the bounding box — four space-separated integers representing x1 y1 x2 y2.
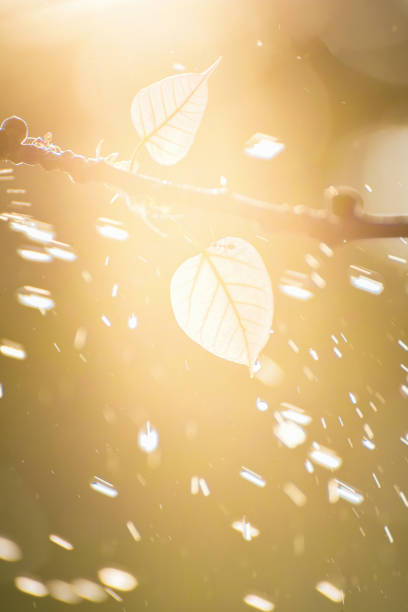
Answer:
17 246 52 262
328 479 364 504
97 567 137 592
14 576 48 598
244 133 284 160
0 339 26 360
274 418 306 448
48 534 74 551
240 467 266 488
72 579 107 603
46 241 77 261
279 271 314 300
126 521 141 542
16 286 54 311
128 313 138 329
138 422 159 453
47 580 80 604
90 476 118 498
232 518 260 540
315 581 344 603
283 482 307 507
243 593 274 611
0 536 22 561
348 265 384 295
309 443 342 470
256 397 268 412
96 218 128 241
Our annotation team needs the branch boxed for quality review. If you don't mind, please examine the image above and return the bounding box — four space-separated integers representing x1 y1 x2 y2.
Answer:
1 116 408 247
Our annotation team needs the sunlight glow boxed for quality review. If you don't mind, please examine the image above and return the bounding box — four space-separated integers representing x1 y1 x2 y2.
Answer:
1 10 404 611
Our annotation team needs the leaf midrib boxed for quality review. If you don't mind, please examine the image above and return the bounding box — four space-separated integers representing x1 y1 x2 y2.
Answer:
140 68 211 150
202 250 251 368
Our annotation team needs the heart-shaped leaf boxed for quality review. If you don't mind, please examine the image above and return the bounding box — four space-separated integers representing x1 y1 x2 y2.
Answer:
170 237 273 373
130 57 221 166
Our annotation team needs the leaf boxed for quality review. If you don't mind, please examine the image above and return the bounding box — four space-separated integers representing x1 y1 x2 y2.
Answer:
130 57 221 166
170 237 274 374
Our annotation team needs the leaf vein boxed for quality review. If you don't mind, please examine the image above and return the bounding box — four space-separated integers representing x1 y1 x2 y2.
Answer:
199 284 219 343
226 281 270 296
203 252 251 367
209 252 264 272
234 300 270 313
140 69 210 149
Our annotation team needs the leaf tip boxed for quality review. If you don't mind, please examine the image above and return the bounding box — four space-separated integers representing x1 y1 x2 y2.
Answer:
204 56 222 76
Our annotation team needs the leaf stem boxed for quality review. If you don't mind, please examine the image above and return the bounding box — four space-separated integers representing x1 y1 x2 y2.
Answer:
129 138 146 173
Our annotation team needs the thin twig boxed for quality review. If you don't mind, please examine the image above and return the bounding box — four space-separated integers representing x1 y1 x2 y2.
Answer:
1 116 408 247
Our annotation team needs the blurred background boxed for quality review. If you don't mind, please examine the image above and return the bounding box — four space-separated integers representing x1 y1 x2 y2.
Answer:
0 0 407 610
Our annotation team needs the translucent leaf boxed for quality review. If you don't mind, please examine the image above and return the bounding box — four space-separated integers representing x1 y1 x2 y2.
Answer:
170 237 273 373
130 57 221 166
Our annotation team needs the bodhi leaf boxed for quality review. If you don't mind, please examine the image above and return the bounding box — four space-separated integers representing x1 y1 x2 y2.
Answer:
130 57 221 166
170 237 273 374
